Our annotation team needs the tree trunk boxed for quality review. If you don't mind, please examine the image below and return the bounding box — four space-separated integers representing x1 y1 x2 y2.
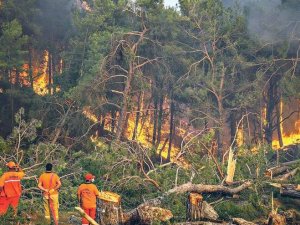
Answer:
132 92 142 140
267 212 286 225
265 166 290 177
98 115 105 137
111 110 116 133
187 193 219 221
48 52 53 95
152 94 158 145
232 218 258 225
156 93 164 149
229 113 237 148
165 181 252 196
167 96 175 161
15 69 20 87
116 62 134 141
28 47 34 89
225 148 237 184
265 75 280 145
123 205 173 225
275 100 283 148
275 168 298 181
216 97 225 161
280 189 300 198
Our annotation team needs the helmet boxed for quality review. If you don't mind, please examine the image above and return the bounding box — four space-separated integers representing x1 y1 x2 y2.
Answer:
85 173 95 181
6 161 16 168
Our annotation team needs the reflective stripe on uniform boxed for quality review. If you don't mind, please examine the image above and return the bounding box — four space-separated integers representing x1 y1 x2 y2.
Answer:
4 180 20 183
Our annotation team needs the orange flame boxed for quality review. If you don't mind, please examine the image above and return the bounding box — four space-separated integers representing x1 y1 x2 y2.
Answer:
272 119 300 149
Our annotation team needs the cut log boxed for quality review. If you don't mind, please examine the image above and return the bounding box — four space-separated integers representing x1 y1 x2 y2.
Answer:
280 189 300 198
175 222 229 225
275 168 298 181
166 181 252 196
266 159 300 177
232 218 258 225
75 207 99 225
122 205 173 225
267 183 300 198
280 159 300 166
265 166 290 178
137 205 173 223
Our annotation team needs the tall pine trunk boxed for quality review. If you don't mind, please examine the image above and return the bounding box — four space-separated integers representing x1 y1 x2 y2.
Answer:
48 52 53 95
156 93 164 148
152 94 158 145
216 97 225 161
133 92 142 140
265 75 280 145
28 47 34 89
116 62 134 140
167 95 175 162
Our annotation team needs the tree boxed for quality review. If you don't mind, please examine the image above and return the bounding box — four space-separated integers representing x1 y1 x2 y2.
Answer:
177 0 260 160
0 19 28 83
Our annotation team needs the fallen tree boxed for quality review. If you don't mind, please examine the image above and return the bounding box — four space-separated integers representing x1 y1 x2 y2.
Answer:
122 205 173 224
274 168 298 181
232 218 258 225
175 222 229 225
165 181 253 196
268 183 300 198
265 159 300 178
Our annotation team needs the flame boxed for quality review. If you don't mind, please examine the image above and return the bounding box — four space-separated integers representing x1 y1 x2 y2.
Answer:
84 101 182 160
272 119 300 149
33 50 49 95
15 50 62 95
9 64 31 87
236 127 244 147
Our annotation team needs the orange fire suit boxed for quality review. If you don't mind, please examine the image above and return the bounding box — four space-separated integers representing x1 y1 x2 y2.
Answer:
0 170 25 215
38 172 61 221
77 183 100 225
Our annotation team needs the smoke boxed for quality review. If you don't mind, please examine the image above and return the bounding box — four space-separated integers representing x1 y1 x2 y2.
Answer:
223 0 300 43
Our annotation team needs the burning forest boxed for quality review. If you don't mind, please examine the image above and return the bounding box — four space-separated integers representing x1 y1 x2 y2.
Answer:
0 0 300 224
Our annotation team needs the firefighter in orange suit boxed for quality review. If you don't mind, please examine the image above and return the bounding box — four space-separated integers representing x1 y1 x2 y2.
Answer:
38 163 61 224
0 161 25 215
77 173 101 225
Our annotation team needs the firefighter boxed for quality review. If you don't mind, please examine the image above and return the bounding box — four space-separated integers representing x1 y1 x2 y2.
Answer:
77 173 101 225
0 161 25 216
38 163 61 224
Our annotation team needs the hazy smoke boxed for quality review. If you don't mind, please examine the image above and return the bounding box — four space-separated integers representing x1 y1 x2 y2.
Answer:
223 0 300 43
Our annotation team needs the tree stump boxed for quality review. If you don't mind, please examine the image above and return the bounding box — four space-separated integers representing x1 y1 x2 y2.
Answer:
187 193 218 221
267 212 286 225
96 197 122 225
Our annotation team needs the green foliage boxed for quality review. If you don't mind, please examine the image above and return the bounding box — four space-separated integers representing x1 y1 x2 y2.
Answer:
0 19 28 77
9 107 41 142
215 197 266 220
0 0 300 223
